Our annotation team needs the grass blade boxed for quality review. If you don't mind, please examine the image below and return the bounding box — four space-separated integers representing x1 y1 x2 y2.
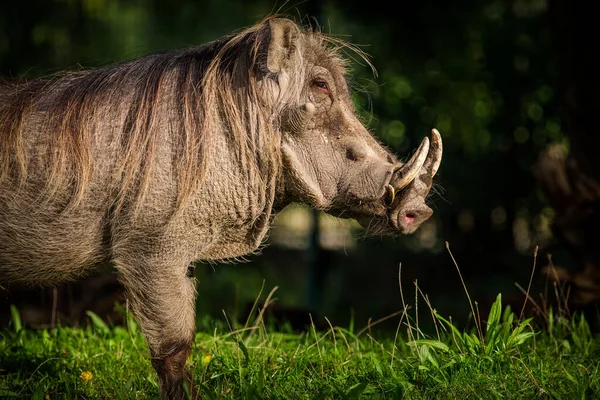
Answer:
10 305 22 333
86 310 110 334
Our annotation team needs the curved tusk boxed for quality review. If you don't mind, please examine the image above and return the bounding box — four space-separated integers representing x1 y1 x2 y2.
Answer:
391 137 430 190
430 128 443 177
385 184 396 207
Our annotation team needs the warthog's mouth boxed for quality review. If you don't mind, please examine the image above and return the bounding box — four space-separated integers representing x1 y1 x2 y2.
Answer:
357 129 443 235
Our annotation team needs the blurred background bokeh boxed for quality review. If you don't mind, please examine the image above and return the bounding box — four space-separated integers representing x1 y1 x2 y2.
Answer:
2 0 595 334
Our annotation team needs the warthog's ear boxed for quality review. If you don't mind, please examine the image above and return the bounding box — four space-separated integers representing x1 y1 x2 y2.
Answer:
265 18 300 73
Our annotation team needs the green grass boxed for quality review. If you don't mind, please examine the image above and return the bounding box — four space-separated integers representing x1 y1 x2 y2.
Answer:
1 294 599 399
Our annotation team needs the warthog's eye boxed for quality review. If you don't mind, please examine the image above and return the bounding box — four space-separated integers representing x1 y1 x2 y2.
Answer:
312 80 329 94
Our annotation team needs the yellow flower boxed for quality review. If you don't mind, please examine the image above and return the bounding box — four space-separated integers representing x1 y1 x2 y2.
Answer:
80 371 93 381
201 355 212 366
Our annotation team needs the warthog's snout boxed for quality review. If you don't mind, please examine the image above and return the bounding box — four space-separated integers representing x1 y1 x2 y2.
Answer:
375 129 443 234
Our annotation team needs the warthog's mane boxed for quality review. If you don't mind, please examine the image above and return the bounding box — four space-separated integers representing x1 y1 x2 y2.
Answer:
0 17 372 215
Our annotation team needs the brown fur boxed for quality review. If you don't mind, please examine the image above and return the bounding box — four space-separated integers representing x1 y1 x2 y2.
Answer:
0 17 441 398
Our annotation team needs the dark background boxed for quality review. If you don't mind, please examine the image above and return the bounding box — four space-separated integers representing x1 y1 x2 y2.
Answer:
1 0 588 334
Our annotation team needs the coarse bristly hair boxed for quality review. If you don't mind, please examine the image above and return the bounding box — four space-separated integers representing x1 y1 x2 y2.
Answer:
0 16 372 217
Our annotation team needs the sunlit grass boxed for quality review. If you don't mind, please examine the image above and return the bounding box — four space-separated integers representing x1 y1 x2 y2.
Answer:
2 246 599 399
1 289 599 399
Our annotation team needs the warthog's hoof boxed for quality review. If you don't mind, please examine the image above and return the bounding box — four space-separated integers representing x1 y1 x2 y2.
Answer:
152 345 196 399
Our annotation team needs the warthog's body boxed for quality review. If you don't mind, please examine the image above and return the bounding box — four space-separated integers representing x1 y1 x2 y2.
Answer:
0 18 442 398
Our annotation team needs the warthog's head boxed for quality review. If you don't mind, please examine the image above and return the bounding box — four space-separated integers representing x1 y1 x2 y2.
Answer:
265 19 442 234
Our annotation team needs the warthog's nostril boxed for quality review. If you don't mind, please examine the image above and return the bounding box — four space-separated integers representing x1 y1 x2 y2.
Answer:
398 207 433 232
404 212 417 225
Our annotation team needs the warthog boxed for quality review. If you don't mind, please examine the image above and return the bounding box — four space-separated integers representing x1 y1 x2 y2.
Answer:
0 17 442 398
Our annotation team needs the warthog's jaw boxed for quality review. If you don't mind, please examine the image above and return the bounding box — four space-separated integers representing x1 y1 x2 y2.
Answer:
354 129 443 234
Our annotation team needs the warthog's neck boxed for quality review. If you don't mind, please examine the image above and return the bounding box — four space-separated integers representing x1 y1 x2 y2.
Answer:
181 131 283 262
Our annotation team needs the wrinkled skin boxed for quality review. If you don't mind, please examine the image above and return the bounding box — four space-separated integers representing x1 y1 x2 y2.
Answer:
0 18 442 399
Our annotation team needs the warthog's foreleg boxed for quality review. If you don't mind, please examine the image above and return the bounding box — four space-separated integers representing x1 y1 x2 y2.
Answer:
114 250 198 399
